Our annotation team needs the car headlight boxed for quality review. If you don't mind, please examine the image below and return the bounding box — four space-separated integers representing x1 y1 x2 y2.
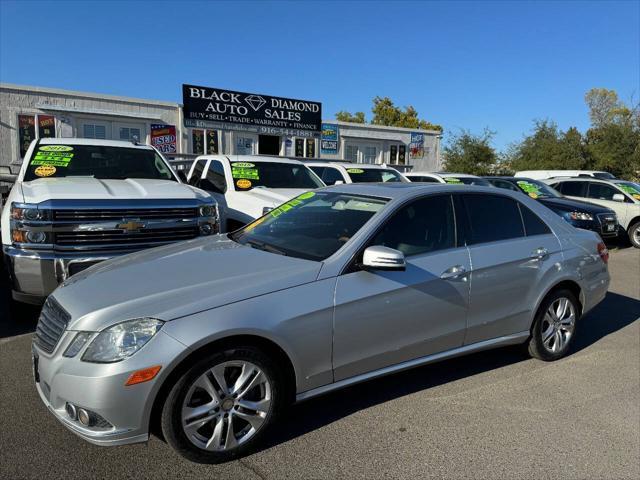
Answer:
81 318 164 363
11 203 51 221
568 211 593 221
199 204 216 217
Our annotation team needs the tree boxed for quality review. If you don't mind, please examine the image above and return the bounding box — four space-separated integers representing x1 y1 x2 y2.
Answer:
443 129 497 175
335 111 366 123
506 120 588 172
585 88 632 128
335 97 442 131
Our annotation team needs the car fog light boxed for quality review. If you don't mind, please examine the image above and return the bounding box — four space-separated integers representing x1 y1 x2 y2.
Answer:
26 231 46 243
65 402 77 420
78 408 91 426
199 223 213 235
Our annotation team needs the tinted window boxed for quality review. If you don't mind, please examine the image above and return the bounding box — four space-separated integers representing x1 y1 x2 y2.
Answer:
189 159 206 186
231 162 324 191
371 195 456 256
445 177 492 186
593 172 615 179
461 194 525 244
230 192 388 261
409 176 440 183
489 179 520 192
320 167 344 185
557 181 587 197
347 168 406 183
519 204 551 236
587 182 620 201
200 160 226 193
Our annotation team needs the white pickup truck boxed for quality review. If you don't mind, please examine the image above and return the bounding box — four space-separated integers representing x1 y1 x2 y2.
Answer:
1 138 218 304
186 155 325 232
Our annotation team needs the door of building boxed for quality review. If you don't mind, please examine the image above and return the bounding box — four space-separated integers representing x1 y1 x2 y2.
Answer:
258 135 280 155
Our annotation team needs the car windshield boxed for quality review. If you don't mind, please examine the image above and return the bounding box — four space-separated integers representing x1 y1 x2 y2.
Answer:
514 179 561 198
443 176 491 186
614 181 640 200
231 161 324 191
23 144 175 182
345 167 406 183
229 191 388 261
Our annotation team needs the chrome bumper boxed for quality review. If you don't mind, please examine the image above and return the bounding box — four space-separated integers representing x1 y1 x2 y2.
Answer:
3 246 119 304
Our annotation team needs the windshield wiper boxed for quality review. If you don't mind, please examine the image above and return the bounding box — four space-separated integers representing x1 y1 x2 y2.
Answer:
246 239 288 256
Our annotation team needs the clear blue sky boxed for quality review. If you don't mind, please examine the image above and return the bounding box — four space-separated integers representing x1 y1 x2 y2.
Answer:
1 0 638 150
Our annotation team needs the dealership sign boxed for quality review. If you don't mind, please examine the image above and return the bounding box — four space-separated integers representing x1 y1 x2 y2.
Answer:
320 123 339 154
182 84 322 138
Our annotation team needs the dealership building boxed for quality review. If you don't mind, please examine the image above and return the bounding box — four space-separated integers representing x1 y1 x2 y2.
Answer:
0 83 442 173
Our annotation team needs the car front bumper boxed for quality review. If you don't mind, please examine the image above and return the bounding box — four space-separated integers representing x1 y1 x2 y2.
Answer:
2 246 122 304
32 329 186 447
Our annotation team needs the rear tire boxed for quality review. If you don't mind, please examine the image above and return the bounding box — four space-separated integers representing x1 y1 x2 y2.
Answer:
528 289 580 361
628 221 640 249
161 346 284 463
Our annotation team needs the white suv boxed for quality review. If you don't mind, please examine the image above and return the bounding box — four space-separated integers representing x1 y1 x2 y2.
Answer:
187 155 324 232
545 177 640 248
306 162 409 185
406 172 493 186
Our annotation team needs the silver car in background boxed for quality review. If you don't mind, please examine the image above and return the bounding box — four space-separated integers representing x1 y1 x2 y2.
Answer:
32 184 610 463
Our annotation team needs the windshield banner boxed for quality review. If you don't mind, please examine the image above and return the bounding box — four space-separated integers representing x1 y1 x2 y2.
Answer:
183 84 322 138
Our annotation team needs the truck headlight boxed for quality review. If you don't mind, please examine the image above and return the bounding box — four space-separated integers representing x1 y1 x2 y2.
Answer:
568 211 593 221
11 204 51 221
199 205 216 217
81 318 164 363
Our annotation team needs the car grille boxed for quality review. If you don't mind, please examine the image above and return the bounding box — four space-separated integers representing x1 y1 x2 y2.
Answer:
54 226 199 249
34 297 71 354
53 208 198 221
597 213 618 235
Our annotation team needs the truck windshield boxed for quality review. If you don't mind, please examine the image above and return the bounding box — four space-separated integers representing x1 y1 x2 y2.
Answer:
229 191 388 261
23 144 176 182
231 161 324 191
345 168 406 183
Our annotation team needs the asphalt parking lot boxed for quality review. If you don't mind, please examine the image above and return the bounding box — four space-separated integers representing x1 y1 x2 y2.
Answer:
1 245 638 480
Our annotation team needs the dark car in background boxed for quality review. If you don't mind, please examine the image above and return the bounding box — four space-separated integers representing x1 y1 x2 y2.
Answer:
485 177 619 240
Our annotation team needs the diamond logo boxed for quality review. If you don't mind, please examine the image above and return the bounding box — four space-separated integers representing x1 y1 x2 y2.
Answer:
245 95 267 112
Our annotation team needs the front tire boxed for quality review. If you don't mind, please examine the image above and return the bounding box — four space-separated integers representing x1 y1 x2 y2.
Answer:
628 221 640 249
528 289 580 361
161 346 284 463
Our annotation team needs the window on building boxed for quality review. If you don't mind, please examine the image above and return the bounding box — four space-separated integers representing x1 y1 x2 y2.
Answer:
206 130 219 154
363 146 377 164
119 127 141 141
83 124 107 139
305 138 315 158
192 129 205 155
295 138 305 157
345 145 358 162
17 114 59 158
461 194 525 245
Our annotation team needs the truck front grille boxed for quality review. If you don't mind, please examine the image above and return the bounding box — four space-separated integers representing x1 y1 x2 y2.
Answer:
55 226 199 249
53 208 198 221
34 297 71 354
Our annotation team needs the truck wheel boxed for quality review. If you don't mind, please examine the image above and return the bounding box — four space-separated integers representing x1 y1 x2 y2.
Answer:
628 221 640 249
161 346 284 463
527 289 580 361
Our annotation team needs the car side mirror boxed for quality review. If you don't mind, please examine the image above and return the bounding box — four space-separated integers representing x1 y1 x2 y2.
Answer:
361 246 406 271
612 193 625 202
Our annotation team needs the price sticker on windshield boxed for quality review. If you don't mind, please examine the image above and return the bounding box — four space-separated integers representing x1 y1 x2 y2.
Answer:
517 180 543 198
32 145 74 167
618 184 640 200
34 165 56 177
346 168 364 174
444 177 463 184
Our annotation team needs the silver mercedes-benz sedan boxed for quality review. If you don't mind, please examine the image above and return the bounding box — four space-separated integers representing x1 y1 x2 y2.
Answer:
32 184 610 463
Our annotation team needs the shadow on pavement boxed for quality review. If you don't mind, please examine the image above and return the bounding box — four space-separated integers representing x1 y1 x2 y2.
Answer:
261 290 639 452
0 259 41 339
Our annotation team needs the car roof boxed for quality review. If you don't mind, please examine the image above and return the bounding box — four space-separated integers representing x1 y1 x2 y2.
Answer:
408 171 479 178
38 138 153 149
319 182 504 200
195 154 304 165
546 177 614 184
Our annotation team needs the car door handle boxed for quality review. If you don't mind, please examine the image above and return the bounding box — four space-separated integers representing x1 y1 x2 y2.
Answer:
441 265 467 279
530 247 549 260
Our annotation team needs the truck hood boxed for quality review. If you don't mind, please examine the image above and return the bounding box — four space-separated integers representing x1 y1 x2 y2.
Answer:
539 196 615 214
20 177 210 203
52 235 322 331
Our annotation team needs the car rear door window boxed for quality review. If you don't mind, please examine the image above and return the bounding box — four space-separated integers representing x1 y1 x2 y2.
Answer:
371 195 456 256
558 181 588 197
321 167 344 185
587 182 619 201
460 194 525 244
490 179 520 192
201 160 226 193
409 176 440 183
518 204 551 236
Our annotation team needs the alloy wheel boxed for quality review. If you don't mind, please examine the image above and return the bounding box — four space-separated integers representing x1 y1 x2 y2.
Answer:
181 360 272 451
540 297 576 353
